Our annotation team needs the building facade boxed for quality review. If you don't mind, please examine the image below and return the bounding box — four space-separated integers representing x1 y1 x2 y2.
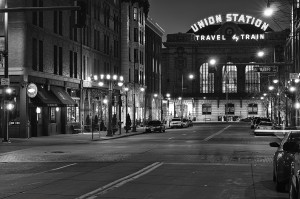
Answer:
0 0 157 138
145 17 164 121
161 13 287 122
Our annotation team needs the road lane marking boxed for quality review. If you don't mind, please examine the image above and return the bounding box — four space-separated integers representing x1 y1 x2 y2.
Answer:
203 125 231 141
35 163 77 175
166 162 250 166
76 162 163 199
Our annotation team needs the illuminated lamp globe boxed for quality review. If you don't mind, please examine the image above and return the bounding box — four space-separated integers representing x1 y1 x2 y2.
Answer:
296 102 300 109
264 7 273 17
6 102 14 110
154 93 158 98
103 99 108 104
98 81 104 87
118 82 123 87
290 86 296 92
257 51 265 57
209 59 216 65
166 93 170 98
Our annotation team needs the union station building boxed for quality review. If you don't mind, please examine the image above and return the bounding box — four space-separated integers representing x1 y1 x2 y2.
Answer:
161 13 288 122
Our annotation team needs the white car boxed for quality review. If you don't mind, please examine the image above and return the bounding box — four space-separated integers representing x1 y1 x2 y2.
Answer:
254 121 274 135
170 118 183 128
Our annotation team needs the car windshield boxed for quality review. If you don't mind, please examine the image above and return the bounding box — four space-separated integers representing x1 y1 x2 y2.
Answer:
148 121 161 125
172 118 181 121
259 122 272 126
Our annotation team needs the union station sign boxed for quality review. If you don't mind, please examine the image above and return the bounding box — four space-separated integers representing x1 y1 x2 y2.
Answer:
191 13 270 32
196 34 265 41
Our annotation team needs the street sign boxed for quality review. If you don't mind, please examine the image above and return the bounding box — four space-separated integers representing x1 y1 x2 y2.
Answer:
1 78 9 85
253 66 278 73
290 73 299 79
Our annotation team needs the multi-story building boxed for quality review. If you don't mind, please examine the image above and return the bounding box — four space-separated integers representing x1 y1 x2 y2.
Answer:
0 0 156 138
145 17 164 121
161 13 287 122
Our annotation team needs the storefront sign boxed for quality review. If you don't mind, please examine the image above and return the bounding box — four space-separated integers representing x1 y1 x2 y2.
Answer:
27 83 38 98
191 13 269 32
253 66 278 73
195 34 265 41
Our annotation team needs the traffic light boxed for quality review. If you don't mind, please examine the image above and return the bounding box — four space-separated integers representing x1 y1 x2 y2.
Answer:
73 0 87 28
4 87 16 110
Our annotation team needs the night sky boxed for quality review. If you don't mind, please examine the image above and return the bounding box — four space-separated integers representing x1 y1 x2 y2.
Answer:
148 0 291 41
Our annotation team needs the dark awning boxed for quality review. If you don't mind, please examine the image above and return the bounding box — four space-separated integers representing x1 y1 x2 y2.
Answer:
50 86 78 107
31 85 62 107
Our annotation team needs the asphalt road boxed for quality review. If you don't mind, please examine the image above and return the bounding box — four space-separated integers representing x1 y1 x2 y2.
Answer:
0 123 288 199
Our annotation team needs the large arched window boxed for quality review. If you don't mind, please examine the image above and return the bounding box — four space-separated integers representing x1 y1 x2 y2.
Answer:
222 63 237 93
199 63 214 93
245 64 260 93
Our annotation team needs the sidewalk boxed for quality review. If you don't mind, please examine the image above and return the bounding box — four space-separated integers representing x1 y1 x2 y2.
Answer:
0 127 146 154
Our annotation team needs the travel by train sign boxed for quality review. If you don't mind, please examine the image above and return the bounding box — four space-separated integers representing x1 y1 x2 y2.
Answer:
191 13 270 32
195 34 265 41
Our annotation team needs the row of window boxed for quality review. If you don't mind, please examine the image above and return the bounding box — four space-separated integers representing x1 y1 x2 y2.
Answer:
202 103 258 115
199 62 260 94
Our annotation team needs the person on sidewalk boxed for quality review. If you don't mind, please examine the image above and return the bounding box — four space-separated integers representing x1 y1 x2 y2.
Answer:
125 113 131 133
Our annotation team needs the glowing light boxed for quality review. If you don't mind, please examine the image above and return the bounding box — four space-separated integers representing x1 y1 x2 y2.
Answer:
103 99 108 104
56 107 60 112
154 93 158 98
295 79 300 83
178 97 182 100
5 87 12 94
263 93 267 96
264 7 273 17
166 93 170 98
118 82 123 87
140 87 145 92
36 107 41 114
257 50 264 57
120 76 124 81
260 97 264 100
296 102 300 109
87 77 91 81
106 74 111 80
93 75 98 80
290 86 296 92
113 75 118 80
273 79 279 84
100 74 105 79
6 103 14 110
268 85 274 91
124 87 129 91
98 81 104 86
209 59 216 65
189 74 194 79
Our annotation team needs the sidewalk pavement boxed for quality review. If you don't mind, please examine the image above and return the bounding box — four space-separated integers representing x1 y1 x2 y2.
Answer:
0 127 147 154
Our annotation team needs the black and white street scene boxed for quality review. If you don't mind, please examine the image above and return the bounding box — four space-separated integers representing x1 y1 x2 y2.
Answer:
0 0 299 198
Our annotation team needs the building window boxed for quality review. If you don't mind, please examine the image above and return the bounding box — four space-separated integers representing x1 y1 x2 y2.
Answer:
202 103 212 115
38 40 43 72
32 38 37 71
223 63 237 93
32 0 43 28
104 3 110 28
248 103 258 114
133 7 138 20
54 45 58 74
67 106 79 123
59 47 63 75
134 28 138 42
50 107 56 123
69 51 77 78
53 11 63 35
245 64 260 93
199 63 214 93
104 34 110 55
226 103 235 115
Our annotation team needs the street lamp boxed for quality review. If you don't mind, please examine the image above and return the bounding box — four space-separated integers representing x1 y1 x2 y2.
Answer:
98 74 124 136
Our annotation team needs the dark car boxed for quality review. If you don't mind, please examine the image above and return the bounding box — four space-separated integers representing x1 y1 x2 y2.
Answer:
145 120 166 133
270 131 300 192
253 117 271 129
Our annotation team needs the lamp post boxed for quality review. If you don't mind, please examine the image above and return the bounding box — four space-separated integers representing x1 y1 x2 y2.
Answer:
97 74 123 136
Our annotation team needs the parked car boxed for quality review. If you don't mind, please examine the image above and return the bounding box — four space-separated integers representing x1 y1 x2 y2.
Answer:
170 118 183 128
281 134 300 198
269 131 300 192
240 117 252 122
250 117 260 129
253 117 271 129
182 118 189 128
145 120 166 133
254 121 274 135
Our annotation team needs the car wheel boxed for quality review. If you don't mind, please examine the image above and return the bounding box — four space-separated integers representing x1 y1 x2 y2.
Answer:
289 182 298 199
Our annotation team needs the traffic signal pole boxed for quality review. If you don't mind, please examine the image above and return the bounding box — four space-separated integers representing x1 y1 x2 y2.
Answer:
2 0 8 142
